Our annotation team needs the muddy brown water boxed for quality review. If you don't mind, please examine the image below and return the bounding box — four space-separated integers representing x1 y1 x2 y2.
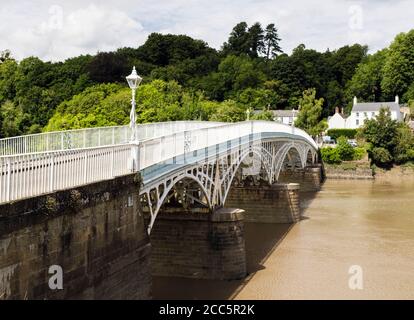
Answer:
152 179 414 300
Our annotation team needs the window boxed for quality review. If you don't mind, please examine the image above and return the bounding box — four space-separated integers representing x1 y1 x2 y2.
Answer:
356 119 360 126
372 112 375 117
364 112 367 117
356 112 359 117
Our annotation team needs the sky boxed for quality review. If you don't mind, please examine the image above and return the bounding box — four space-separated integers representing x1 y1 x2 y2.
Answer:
0 0 413 62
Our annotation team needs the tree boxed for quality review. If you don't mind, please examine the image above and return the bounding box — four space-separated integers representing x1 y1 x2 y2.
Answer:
381 30 414 99
209 100 245 122
346 49 387 103
44 83 126 131
200 55 266 100
328 44 368 87
362 107 399 152
295 88 327 137
222 22 251 56
393 124 414 164
0 50 13 64
247 22 265 58
87 52 129 83
0 100 23 137
263 24 282 60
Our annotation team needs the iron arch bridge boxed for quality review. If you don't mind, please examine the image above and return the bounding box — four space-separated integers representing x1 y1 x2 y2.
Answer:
0 121 318 234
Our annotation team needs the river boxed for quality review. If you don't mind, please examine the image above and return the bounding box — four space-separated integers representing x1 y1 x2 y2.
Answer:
152 178 414 300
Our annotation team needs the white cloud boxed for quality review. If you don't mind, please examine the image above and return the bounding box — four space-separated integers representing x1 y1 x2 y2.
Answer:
0 3 146 61
0 0 413 61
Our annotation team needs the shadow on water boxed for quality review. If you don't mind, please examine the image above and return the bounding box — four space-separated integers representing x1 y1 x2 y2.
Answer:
152 185 322 300
151 222 293 300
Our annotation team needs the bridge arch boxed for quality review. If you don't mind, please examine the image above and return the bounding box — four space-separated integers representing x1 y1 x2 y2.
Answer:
143 169 213 234
219 145 273 207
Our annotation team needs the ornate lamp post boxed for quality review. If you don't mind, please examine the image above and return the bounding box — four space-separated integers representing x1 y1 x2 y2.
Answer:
126 66 142 141
126 66 142 171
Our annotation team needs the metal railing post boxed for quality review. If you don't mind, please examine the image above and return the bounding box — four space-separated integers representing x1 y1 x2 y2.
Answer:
6 158 11 202
49 153 55 191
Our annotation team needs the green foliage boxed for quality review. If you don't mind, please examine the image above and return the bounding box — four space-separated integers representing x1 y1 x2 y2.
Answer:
320 147 341 164
362 107 399 152
393 124 414 164
382 30 414 99
346 49 387 102
251 110 274 120
0 100 23 137
370 147 393 167
361 107 414 167
295 88 327 137
353 147 366 161
336 136 355 161
209 100 246 122
326 129 357 140
321 137 365 164
45 84 128 131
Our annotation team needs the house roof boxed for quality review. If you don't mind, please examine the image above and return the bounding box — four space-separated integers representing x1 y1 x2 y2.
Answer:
352 102 400 113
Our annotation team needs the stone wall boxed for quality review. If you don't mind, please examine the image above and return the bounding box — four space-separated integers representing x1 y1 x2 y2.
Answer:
278 165 322 192
0 174 151 300
225 183 301 223
324 165 373 180
149 208 246 280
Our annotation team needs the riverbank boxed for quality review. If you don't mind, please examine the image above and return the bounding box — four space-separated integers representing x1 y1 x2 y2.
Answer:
324 162 414 181
324 161 374 180
375 164 414 181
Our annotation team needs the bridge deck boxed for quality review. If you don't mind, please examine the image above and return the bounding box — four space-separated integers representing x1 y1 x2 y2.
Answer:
0 121 317 204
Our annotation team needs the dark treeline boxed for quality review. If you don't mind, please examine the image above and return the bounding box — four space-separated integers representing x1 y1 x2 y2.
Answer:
1 22 414 137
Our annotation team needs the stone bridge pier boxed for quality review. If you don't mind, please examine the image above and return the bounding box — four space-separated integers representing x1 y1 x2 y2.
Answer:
225 183 301 223
278 164 324 192
146 207 247 280
224 163 323 224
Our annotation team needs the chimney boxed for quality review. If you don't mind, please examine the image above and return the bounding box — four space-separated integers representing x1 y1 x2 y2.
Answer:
341 107 344 115
395 95 399 104
335 107 340 114
353 96 358 106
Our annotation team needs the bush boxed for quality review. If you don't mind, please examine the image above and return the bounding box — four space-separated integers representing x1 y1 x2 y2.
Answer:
353 147 366 160
336 136 355 161
320 147 341 164
327 129 357 140
370 147 393 167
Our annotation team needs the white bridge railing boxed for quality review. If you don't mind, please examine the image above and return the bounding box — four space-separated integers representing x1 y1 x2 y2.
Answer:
139 121 317 170
0 121 224 156
0 144 132 203
0 121 317 203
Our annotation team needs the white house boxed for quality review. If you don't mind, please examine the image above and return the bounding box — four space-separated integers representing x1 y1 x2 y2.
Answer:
328 96 403 130
327 107 347 130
